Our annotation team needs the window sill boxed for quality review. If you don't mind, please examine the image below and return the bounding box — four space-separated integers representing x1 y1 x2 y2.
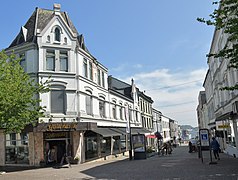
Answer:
53 41 61 45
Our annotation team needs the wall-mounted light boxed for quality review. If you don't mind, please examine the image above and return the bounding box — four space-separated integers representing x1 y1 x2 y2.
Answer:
61 117 66 122
48 115 53 123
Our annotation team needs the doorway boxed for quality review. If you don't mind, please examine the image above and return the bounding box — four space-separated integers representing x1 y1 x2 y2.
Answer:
45 139 67 165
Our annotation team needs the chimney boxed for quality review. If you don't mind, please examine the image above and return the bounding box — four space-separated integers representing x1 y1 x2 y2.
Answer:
53 4 61 12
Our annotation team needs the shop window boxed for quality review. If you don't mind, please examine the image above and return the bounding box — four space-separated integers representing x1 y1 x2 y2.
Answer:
113 136 120 154
101 137 111 156
85 136 98 159
5 133 29 164
60 51 68 72
51 87 66 114
120 135 126 151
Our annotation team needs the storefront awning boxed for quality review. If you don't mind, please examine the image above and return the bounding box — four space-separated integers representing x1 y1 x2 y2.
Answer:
131 128 151 134
92 128 124 137
145 134 156 138
215 112 233 122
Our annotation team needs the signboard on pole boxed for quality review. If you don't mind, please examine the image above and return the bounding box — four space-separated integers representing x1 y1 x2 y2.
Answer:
199 129 209 147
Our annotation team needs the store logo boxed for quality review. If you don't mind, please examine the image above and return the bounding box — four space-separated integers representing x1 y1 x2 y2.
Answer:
47 123 77 131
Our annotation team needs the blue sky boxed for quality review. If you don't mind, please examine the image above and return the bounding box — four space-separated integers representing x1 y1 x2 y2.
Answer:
0 1 216 127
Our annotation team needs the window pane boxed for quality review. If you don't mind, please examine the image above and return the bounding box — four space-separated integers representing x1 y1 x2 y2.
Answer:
89 62 93 80
6 133 29 164
20 54 26 72
112 103 116 119
97 69 101 86
51 90 65 113
102 72 105 87
55 28 60 41
86 94 92 115
60 51 68 72
83 59 88 78
99 100 105 117
46 51 55 71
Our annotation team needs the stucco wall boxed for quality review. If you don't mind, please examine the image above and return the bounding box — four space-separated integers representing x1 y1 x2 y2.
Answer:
29 132 44 166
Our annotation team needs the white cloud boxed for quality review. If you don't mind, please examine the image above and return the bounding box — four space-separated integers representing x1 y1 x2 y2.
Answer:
123 68 207 127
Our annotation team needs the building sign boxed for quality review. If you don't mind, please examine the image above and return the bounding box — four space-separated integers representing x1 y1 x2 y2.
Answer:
47 123 77 131
217 124 230 129
44 132 68 139
216 121 230 131
199 129 209 147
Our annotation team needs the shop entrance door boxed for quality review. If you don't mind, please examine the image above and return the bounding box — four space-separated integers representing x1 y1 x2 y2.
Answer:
46 139 67 164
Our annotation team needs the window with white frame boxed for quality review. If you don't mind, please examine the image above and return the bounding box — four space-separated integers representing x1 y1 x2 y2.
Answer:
60 51 68 72
89 61 93 80
135 110 139 122
119 103 123 120
99 97 105 118
83 58 88 78
129 106 132 122
102 71 105 87
46 50 55 71
86 90 93 115
19 53 26 72
51 86 66 114
5 133 29 164
97 69 101 86
112 101 116 119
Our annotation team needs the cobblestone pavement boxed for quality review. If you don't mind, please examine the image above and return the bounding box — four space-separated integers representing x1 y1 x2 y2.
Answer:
1 146 238 180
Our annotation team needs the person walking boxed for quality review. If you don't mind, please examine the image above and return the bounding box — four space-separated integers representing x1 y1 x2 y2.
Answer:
211 137 220 160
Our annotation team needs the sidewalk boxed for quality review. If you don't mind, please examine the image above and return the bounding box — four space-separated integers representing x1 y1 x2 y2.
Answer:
1 146 238 180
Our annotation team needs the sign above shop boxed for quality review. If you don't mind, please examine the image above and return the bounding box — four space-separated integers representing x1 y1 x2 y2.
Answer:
34 122 97 132
47 123 77 131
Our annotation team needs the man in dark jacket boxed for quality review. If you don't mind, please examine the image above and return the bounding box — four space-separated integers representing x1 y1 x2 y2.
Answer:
211 137 220 160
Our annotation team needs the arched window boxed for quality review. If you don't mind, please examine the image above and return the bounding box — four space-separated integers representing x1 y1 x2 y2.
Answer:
119 102 123 120
50 85 66 114
99 96 105 118
85 90 93 115
112 100 117 119
55 27 61 42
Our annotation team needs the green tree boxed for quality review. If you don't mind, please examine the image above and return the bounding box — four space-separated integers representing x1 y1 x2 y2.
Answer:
0 50 48 133
197 0 238 90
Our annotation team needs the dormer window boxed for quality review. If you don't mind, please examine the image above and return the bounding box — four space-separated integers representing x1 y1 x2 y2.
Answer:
55 27 61 42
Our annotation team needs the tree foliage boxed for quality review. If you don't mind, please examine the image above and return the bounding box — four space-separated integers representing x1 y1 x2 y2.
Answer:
197 0 238 90
0 50 48 133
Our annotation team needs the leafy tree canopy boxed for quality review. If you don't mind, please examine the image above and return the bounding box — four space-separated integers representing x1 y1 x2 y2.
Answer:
0 50 48 133
197 0 238 90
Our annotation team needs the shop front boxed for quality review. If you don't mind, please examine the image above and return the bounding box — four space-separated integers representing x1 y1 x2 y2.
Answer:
0 122 97 166
84 127 127 161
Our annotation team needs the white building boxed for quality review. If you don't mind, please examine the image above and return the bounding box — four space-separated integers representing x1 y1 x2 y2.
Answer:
201 25 238 157
1 4 149 166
